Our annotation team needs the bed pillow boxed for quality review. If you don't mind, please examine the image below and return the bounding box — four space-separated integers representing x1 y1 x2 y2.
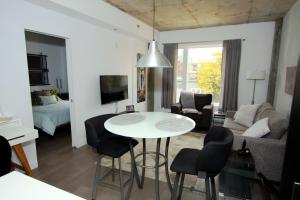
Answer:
242 118 270 138
31 91 42 106
40 95 58 105
43 90 52 96
50 89 59 99
234 104 261 127
40 89 61 101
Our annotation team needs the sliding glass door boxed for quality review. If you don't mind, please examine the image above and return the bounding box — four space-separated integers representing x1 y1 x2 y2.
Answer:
176 43 223 109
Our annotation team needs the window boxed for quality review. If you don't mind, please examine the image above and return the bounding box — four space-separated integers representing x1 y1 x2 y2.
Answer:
176 43 223 109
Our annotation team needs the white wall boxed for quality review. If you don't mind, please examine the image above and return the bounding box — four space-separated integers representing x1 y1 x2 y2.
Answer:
274 0 300 118
0 0 152 168
27 0 154 41
26 32 69 93
157 22 275 110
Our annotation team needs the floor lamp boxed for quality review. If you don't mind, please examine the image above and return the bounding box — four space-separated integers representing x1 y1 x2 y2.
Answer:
246 70 266 104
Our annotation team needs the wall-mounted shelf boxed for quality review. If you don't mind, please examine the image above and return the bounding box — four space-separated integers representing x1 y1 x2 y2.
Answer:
30 84 51 86
27 53 49 86
28 68 49 72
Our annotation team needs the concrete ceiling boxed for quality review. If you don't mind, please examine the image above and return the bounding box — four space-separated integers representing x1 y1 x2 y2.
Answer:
104 0 296 31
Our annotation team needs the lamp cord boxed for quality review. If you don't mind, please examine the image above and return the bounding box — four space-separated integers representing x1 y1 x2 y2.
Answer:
152 0 155 41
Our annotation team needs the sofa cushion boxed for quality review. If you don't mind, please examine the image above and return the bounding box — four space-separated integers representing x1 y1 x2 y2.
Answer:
194 94 212 110
182 108 202 115
231 129 244 136
254 102 274 122
259 109 289 139
223 118 248 132
180 91 195 109
280 132 288 141
183 112 203 120
234 104 261 127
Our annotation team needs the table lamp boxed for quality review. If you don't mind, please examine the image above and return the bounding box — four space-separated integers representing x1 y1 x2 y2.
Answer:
246 70 266 104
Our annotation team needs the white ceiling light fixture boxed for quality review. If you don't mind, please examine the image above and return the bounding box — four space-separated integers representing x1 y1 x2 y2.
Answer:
136 0 172 68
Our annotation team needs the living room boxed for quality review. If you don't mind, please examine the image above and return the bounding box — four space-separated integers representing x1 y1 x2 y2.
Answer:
0 0 300 200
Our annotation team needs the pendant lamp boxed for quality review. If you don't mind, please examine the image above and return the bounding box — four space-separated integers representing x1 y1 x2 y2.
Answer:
136 0 172 68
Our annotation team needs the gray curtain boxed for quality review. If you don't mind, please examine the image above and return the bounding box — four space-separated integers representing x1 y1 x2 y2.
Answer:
267 18 283 105
161 43 178 108
221 39 241 112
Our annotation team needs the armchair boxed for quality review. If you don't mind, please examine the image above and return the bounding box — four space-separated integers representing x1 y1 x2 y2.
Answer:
171 93 213 131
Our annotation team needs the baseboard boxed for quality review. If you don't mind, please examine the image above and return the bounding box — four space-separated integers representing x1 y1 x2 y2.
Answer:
73 139 87 148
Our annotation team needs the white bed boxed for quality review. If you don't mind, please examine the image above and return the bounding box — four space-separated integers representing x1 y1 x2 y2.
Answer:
32 100 70 136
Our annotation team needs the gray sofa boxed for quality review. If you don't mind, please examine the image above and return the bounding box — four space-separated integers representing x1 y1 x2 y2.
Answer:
223 103 288 182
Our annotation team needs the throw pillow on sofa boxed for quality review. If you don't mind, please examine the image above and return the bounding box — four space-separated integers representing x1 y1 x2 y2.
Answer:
242 118 270 138
258 109 289 139
234 104 261 127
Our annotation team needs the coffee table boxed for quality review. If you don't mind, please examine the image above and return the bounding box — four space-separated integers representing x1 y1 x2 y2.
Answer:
219 151 255 199
104 112 195 200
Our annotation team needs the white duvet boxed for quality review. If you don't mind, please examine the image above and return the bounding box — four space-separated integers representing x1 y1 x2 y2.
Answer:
32 100 70 136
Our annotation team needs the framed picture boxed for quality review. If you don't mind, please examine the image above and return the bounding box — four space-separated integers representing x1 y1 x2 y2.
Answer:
137 53 146 103
285 66 297 95
126 105 135 113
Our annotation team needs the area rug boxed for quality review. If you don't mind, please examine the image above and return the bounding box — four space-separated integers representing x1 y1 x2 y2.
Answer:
100 132 206 188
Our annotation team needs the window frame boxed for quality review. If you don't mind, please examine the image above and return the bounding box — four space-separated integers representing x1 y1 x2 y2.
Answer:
176 41 223 103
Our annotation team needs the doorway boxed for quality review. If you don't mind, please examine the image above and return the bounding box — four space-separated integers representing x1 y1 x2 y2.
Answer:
24 31 74 159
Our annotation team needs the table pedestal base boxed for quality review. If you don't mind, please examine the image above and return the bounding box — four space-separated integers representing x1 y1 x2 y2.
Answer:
130 138 172 200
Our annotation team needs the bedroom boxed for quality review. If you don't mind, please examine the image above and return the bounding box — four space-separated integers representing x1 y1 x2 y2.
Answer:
25 31 72 157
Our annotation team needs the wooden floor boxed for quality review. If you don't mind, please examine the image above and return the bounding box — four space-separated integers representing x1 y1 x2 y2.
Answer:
32 126 276 200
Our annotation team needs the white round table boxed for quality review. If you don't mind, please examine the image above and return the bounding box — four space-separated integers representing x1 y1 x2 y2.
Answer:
104 112 195 200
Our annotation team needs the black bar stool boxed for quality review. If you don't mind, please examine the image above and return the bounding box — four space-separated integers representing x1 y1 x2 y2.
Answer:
85 114 138 200
170 126 233 200
0 135 12 177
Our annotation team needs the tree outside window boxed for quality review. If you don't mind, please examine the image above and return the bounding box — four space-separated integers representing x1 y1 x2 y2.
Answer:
197 52 222 103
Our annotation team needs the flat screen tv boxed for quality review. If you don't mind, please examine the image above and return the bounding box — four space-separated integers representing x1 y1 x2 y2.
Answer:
100 75 128 104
